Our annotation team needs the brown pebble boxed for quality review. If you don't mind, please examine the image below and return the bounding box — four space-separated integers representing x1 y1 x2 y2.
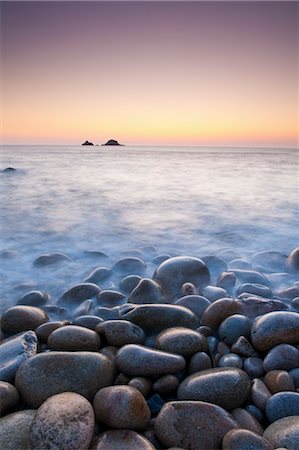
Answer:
264 370 295 394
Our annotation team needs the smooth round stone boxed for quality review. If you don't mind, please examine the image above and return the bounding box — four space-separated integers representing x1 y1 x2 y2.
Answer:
252 250 288 272
33 252 71 266
59 283 101 306
47 325 101 351
113 257 146 276
0 381 19 414
35 320 70 342
266 392 299 422
84 267 111 284
181 282 198 296
236 283 273 298
291 297 299 310
264 370 295 394
72 299 94 317
119 249 145 259
115 344 186 376
72 315 103 330
218 314 252 346
83 250 111 261
1 305 48 334
94 305 120 320
231 408 264 435
97 320 145 346
93 385 150 430
263 416 299 450
246 404 265 423
155 400 238 450
237 297 288 319
119 275 142 294
201 255 227 280
177 367 251 410
188 351 212 374
0 330 37 382
128 377 152 397
222 429 274 450
175 295 211 320
277 285 299 300
228 259 252 270
202 285 227 302
29 392 94 450
155 327 208 358
288 247 299 271
128 278 163 304
43 305 68 320
263 344 299 372
0 410 36 450
17 290 50 306
216 271 236 291
290 368 299 388
251 311 299 352
96 290 127 307
231 336 259 357
243 357 264 378
153 375 179 395
153 256 210 300
121 304 199 332
96 430 155 450
151 253 171 265
232 269 270 286
201 298 241 330
251 378 272 411
218 353 243 369
15 351 114 407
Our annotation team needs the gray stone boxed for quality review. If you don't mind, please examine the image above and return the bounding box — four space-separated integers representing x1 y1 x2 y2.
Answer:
265 392 299 422
263 416 299 450
96 430 155 449
155 327 208 358
35 320 70 342
201 298 241 330
243 357 264 378
59 283 101 306
188 351 212 374
236 283 273 298
264 370 295 393
288 247 299 271
231 336 259 357
71 315 103 330
97 320 145 346
1 306 48 335
119 275 142 294
128 278 163 304
251 378 272 411
0 381 19 415
33 252 71 266
17 290 50 306
29 392 94 450
84 267 111 284
128 377 152 397
15 351 114 407
218 353 243 369
237 297 288 319
202 285 227 302
222 429 274 450
231 408 264 435
113 257 146 276
263 344 299 372
152 374 179 396
47 325 101 351
218 314 252 346
175 295 211 320
232 269 270 286
96 290 127 307
0 410 36 450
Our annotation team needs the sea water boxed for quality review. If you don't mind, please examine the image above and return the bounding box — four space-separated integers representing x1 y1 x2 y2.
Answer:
0 145 298 310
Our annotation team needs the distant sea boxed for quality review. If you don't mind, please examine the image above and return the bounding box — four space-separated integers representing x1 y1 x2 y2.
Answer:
0 145 298 309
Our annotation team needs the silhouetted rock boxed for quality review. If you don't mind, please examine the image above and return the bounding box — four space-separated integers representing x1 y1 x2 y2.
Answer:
103 139 122 146
82 141 94 146
1 167 16 172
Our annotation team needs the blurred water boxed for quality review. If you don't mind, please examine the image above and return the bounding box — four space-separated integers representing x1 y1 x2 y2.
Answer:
0 145 298 308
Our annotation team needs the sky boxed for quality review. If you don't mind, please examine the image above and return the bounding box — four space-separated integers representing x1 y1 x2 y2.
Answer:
1 1 298 147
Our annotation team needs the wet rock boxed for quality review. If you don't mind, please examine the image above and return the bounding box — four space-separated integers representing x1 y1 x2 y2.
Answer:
113 257 146 276
93 385 150 430
59 283 101 306
35 320 70 342
95 429 156 449
96 320 145 346
201 255 227 281
84 267 111 284
181 282 198 296
264 370 295 393
231 407 264 435
174 295 211 320
263 416 299 450
72 315 103 330
17 290 50 306
277 285 299 300
121 303 199 333
153 256 210 300
290 368 299 388
115 344 186 376
218 353 243 369
216 271 236 291
119 275 142 294
0 381 19 415
188 351 212 374
231 336 259 357
152 254 171 265
0 331 37 382
251 378 272 411
0 410 36 450
47 325 101 351
201 298 241 330
237 297 288 319
33 252 71 266
29 392 94 450
288 247 299 271
1 305 48 335
252 250 288 272
155 327 208 358
73 299 94 317
94 305 120 320
228 258 252 270
96 290 127 307
152 374 179 396
83 250 111 261
236 283 273 298
251 311 299 352
177 367 251 410
128 278 163 304
155 400 237 450
263 344 299 372
202 285 227 302
243 357 264 378
15 351 114 407
265 392 299 422
218 314 252 346
232 269 270 286
128 377 152 397
222 429 274 450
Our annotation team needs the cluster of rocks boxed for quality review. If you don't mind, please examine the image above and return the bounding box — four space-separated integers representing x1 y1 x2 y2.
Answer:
0 246 299 449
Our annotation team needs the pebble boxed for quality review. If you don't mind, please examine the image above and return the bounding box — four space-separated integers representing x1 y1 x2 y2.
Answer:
59 283 101 306
231 407 264 435
218 314 252 345
265 392 299 422
128 377 152 397
222 428 274 450
251 311 299 352
216 271 236 291
71 315 103 330
251 378 272 411
188 351 212 374
263 416 299 450
33 252 71 266
288 247 299 271
128 278 163 304
0 410 36 450
202 285 227 302
228 258 252 269
95 429 156 449
252 250 288 272
237 297 288 319
0 381 19 415
155 326 208 358
35 320 70 342
155 400 238 450
263 344 299 372
119 275 142 293
115 344 186 376
0 331 37 382
231 336 259 357
174 295 211 320
236 283 273 298
243 357 264 378
264 370 295 393
94 305 120 320
15 351 114 407
84 266 111 284
93 385 151 430
290 368 299 388
113 257 146 276
17 290 50 306
152 374 179 395
232 269 270 286
201 255 227 280
153 256 210 300
1 305 48 335
121 303 199 332
218 353 243 369
177 367 251 410
29 392 95 450
47 324 101 351
96 320 145 346
73 299 93 317
96 290 127 307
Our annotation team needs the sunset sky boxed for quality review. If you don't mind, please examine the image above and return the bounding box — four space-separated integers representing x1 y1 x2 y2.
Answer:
1 1 298 147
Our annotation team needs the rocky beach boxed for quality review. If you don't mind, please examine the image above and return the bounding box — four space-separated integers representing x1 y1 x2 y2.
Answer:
1 246 299 450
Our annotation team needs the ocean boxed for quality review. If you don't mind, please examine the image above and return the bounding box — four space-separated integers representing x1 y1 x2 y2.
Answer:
0 145 298 311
